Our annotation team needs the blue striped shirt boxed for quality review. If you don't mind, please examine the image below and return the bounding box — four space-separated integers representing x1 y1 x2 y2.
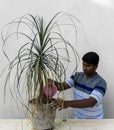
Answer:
65 72 107 119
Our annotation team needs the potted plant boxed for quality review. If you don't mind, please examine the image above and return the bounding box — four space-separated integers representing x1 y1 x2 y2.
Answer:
1 12 80 130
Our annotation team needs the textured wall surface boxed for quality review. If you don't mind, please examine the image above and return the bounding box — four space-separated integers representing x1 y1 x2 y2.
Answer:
0 0 114 118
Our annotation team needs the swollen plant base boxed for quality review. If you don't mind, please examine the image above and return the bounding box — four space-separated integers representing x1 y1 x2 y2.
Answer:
31 103 56 130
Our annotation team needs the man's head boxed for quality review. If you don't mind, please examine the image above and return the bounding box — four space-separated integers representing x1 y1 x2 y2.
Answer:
82 52 99 65
82 52 99 77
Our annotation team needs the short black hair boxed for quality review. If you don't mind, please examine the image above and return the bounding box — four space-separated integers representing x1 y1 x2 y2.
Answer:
82 52 99 65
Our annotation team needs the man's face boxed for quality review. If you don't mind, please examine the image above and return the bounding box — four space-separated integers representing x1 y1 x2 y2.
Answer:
82 61 98 75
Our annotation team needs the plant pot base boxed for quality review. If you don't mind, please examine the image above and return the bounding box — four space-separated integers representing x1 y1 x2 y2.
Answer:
31 103 56 130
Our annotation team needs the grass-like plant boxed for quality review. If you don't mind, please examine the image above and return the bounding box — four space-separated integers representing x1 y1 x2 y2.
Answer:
1 12 80 112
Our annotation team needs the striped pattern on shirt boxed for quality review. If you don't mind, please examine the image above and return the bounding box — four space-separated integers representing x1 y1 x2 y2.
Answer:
65 72 107 119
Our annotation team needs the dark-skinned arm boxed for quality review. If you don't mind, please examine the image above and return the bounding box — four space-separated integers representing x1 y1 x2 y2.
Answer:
52 97 97 110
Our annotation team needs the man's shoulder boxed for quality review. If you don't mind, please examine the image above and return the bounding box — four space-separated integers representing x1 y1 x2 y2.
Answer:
74 71 84 76
72 71 84 80
96 74 107 83
95 74 107 89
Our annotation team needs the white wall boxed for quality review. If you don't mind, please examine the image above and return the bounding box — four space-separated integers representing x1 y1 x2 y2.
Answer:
0 0 114 119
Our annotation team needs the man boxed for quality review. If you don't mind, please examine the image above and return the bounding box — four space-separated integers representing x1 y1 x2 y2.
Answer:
50 52 107 119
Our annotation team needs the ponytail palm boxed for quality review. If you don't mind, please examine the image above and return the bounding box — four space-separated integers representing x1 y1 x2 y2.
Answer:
1 12 80 106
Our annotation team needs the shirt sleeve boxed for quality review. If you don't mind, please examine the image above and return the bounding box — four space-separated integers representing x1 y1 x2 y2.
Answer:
90 77 107 103
90 90 103 103
65 77 74 87
65 72 82 87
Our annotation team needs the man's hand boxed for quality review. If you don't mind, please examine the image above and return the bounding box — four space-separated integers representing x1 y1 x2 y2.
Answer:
51 98 69 110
